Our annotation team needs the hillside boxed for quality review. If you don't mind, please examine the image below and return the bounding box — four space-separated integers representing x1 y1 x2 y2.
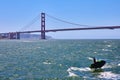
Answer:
20 33 52 40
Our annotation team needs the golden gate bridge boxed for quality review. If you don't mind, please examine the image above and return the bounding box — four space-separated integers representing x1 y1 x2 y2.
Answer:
0 13 120 39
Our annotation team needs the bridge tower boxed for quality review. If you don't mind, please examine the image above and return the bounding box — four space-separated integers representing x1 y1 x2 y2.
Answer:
41 13 46 39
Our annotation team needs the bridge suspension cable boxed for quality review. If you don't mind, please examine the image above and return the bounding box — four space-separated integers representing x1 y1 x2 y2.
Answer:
46 13 90 27
19 14 40 31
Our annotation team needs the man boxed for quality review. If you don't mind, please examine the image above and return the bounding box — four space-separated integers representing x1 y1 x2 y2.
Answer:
90 57 106 69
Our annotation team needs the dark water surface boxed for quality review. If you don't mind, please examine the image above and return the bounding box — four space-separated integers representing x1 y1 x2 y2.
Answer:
0 39 120 80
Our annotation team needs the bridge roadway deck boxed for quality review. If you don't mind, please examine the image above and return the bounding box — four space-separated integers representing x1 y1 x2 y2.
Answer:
17 26 120 33
0 26 120 34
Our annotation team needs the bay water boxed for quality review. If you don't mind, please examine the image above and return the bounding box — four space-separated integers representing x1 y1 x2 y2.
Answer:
0 39 120 80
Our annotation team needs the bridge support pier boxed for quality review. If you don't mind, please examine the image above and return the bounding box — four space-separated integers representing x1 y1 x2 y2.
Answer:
41 13 46 39
16 32 20 39
8 32 20 39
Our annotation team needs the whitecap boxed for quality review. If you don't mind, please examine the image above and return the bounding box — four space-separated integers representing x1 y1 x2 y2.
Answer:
69 67 91 72
43 62 51 64
102 63 112 69
98 71 120 80
67 67 77 77
67 71 78 77
102 49 109 51
93 52 97 54
67 67 91 77
118 63 120 66
87 57 93 61
107 45 112 47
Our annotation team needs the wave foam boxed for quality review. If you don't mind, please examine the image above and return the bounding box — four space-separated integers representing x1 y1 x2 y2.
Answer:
68 67 91 72
98 71 120 79
102 63 113 69
43 62 51 64
67 67 91 77
118 63 120 66
67 67 120 80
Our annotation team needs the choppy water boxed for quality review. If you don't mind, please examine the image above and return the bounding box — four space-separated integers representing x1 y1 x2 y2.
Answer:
0 39 120 80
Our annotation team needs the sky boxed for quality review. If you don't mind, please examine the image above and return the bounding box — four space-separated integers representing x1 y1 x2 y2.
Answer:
0 0 120 39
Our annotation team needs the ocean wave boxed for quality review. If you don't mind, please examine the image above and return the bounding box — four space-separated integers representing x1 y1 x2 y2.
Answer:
102 63 113 69
67 67 91 72
98 71 120 80
43 62 52 64
118 63 120 66
67 67 91 77
67 66 120 80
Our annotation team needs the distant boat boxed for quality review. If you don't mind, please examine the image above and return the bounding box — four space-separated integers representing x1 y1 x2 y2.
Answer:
90 57 106 69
